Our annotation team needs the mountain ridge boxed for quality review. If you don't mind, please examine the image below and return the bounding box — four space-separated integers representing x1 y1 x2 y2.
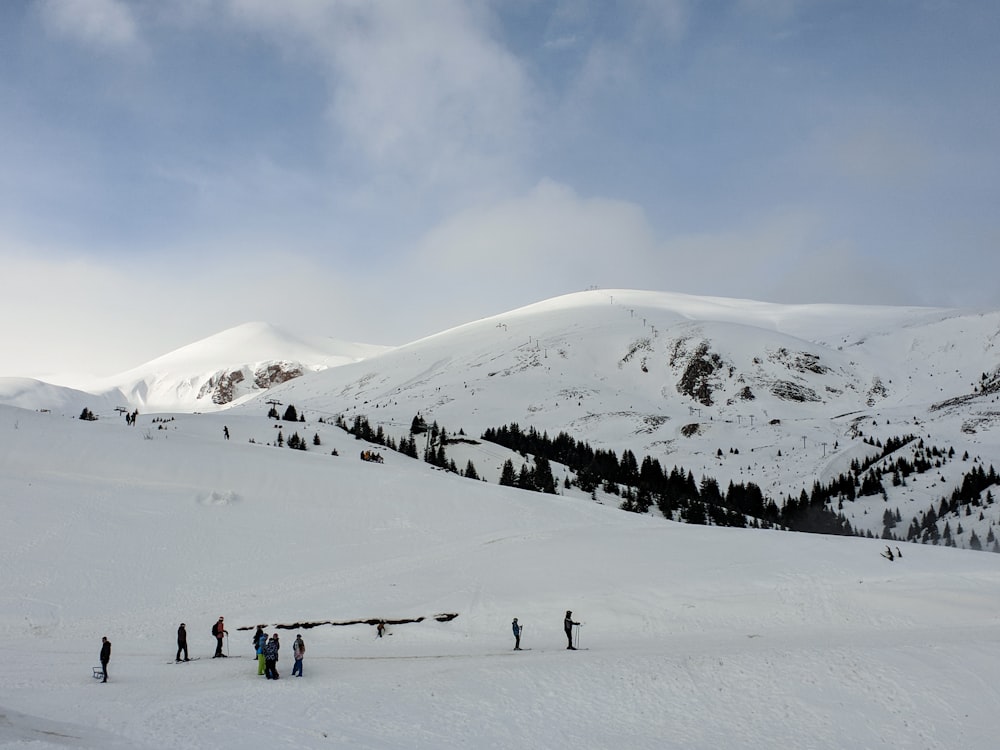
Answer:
3 288 999 551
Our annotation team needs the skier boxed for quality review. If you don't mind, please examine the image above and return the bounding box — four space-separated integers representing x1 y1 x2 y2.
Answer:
176 623 189 662
564 611 580 650
376 620 386 638
223 426 230 440
512 618 522 650
99 636 111 683
263 634 280 680
212 617 228 657
256 627 268 676
292 634 305 677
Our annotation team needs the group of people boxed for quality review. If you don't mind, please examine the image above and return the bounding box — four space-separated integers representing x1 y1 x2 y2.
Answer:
97 610 581 683
172 617 226 662
511 611 581 650
253 625 306 679
172 617 305 679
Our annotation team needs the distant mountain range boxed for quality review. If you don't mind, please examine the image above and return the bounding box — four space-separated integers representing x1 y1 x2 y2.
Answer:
4 289 999 550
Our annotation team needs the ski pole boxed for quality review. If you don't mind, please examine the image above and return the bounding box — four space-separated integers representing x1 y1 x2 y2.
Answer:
225 633 229 657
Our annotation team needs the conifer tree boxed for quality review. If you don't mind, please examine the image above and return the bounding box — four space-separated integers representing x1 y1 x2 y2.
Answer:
533 456 557 494
464 460 480 480
969 530 982 551
499 459 517 487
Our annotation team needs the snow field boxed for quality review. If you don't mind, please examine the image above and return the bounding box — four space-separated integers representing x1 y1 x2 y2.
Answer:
2 404 1000 749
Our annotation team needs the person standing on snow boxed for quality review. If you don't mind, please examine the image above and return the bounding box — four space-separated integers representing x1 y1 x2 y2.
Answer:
263 633 280 679
512 618 523 650
212 617 228 657
99 636 111 683
252 625 264 655
256 628 268 675
564 611 580 650
252 625 264 663
292 634 305 677
176 623 189 662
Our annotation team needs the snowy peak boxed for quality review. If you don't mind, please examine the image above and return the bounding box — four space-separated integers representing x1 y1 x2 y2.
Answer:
105 322 391 412
3 290 999 424
256 290 1000 442
0 321 391 414
115 321 385 376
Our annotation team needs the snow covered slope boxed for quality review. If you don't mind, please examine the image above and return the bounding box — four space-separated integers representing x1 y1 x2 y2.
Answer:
249 289 999 443
6 289 999 552
0 322 389 414
1 403 999 749
236 290 1000 532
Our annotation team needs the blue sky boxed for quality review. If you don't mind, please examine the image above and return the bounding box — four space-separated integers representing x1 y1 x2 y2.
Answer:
2 0 998 377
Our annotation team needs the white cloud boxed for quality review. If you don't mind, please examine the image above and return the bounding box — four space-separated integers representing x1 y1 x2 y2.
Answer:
0 237 372 378
223 1 534 192
38 0 143 52
414 179 657 281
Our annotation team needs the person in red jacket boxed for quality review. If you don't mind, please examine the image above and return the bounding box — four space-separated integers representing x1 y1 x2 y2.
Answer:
212 617 228 657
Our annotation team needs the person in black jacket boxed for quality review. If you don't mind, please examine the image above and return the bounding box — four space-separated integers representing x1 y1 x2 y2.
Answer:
564 611 579 650
512 618 522 650
263 634 280 680
176 623 189 662
100 637 111 682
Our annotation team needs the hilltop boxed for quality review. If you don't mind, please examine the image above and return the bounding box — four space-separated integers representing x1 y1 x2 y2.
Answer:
4 289 1000 554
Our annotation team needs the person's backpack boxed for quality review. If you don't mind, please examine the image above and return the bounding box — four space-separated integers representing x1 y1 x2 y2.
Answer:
212 622 219 637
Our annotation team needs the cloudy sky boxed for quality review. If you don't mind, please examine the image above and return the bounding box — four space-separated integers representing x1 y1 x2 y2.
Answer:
2 0 998 378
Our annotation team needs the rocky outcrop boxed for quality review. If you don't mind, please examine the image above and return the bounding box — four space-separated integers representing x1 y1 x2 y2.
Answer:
198 361 305 405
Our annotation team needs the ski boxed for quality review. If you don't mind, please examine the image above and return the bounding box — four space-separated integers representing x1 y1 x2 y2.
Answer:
169 658 201 663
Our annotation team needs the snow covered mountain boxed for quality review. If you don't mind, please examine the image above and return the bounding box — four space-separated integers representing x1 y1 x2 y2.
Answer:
250 289 1000 450
3 289 1000 549
217 290 1000 550
3 289 1000 748
0 322 389 414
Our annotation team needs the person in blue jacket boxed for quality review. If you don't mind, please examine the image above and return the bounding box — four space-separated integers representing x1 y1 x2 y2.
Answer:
256 627 268 675
512 618 523 650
